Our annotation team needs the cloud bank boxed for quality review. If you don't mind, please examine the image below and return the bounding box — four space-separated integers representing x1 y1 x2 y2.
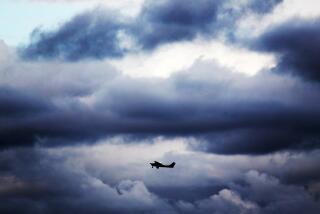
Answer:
2 47 320 154
0 142 319 214
19 0 283 61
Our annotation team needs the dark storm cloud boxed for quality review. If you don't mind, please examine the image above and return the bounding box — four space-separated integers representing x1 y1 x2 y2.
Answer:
254 18 320 81
133 0 221 49
2 59 320 154
0 86 52 117
0 86 55 147
19 0 282 61
202 126 320 155
0 147 320 214
19 9 126 61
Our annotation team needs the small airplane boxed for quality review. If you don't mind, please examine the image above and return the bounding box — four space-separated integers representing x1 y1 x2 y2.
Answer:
150 161 176 169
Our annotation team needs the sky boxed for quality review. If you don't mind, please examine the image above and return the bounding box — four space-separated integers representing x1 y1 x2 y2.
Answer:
1 0 320 213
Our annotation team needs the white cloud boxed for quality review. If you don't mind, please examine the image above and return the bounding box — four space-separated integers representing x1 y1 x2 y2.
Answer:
237 0 320 38
109 39 276 78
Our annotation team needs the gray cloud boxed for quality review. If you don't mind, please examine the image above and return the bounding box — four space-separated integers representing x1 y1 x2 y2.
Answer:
0 147 176 214
19 9 127 61
1 55 320 154
19 0 282 61
253 18 320 81
132 0 221 50
247 0 283 14
0 143 319 214
0 86 52 117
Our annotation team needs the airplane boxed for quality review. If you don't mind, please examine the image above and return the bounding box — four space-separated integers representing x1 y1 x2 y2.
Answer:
150 161 176 169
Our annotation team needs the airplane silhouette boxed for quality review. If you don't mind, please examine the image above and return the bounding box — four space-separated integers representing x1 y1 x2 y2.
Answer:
150 161 175 169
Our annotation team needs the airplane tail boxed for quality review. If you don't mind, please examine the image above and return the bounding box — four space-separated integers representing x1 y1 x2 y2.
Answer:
169 162 176 168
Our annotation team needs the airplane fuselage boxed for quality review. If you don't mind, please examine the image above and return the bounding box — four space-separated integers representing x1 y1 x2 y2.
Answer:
150 161 175 169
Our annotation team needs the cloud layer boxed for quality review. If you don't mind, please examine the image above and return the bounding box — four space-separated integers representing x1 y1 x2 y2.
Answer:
2 49 320 154
19 0 283 61
0 142 319 214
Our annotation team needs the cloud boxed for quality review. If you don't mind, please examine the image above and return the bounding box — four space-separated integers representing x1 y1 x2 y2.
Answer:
231 170 320 214
19 0 282 61
19 9 127 61
189 189 259 214
253 18 320 81
0 40 11 66
248 0 283 14
1 55 320 154
177 170 320 214
0 59 117 98
0 86 52 117
0 143 319 213
133 0 283 49
0 147 177 214
132 0 221 50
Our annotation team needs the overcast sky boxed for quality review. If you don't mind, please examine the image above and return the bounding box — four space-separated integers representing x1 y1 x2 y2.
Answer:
1 0 320 213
